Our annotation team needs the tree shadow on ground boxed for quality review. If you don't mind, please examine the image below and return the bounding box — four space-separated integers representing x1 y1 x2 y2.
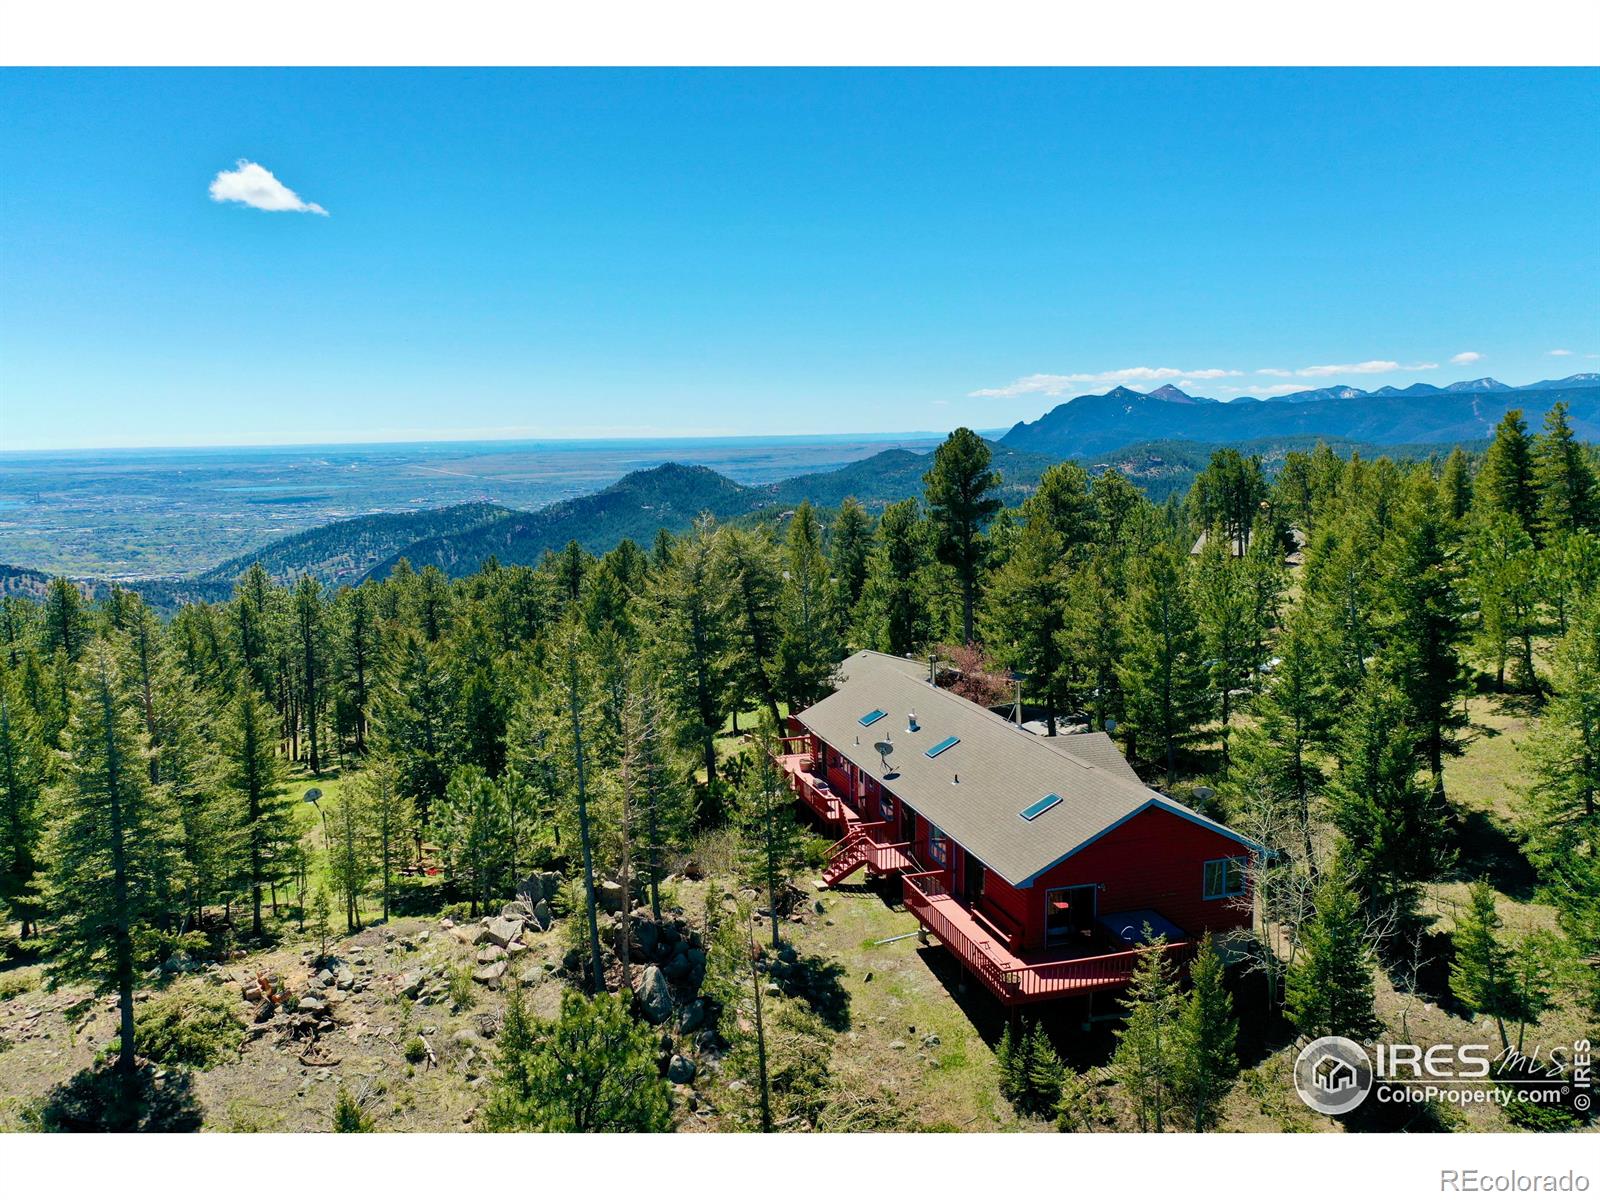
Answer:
27 1060 203 1132
770 950 852 1031
1452 809 1540 902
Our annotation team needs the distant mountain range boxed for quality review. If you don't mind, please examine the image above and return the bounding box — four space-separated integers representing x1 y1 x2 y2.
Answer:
1000 375 1600 458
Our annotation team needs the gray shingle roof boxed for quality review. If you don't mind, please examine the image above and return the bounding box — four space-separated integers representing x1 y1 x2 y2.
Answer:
796 651 1251 887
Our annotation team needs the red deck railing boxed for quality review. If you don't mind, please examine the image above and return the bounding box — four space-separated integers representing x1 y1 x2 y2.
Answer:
901 871 1191 1006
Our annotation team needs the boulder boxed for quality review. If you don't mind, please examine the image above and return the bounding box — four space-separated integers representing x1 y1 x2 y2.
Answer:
501 901 533 921
476 946 506 965
316 968 335 988
631 918 659 960
662 947 692 982
667 1054 697 1084
483 917 522 949
637 964 673 1024
530 900 553 932
472 960 509 987
397 969 425 999
678 999 706 1034
596 879 626 914
514 875 544 904
335 966 355 991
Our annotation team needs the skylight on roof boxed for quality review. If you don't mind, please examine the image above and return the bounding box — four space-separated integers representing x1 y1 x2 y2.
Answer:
1021 794 1063 821
924 736 960 758
858 709 887 727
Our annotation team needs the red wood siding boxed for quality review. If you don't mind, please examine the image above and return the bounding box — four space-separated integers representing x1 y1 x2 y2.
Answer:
1012 806 1252 951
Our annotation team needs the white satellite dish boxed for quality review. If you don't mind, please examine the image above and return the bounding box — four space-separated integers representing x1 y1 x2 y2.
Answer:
873 739 894 772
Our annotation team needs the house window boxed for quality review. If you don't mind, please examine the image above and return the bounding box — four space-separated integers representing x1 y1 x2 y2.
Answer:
878 789 895 821
927 824 948 865
1203 857 1247 900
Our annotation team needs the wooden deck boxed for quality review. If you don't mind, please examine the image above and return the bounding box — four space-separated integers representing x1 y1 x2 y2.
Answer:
901 871 1191 1006
775 745 859 831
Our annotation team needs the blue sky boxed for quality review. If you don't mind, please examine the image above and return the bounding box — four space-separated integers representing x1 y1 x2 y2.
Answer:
1 68 1596 450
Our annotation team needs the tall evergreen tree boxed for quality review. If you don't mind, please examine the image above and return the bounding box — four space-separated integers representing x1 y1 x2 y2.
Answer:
1175 936 1239 1132
1440 446 1474 524
1470 509 1542 694
1118 544 1207 788
1112 934 1181 1132
776 502 840 711
655 515 732 791
224 686 291 939
41 577 89 664
855 498 932 656
1520 597 1600 885
1449 880 1516 1051
292 574 325 773
1380 470 1472 796
922 428 1000 644
981 497 1070 733
0 668 48 938
47 642 178 1112
1327 667 1453 924
435 764 506 918
718 527 785 730
1476 408 1539 538
1533 401 1599 539
827 496 874 621
374 635 458 857
1192 528 1253 770
739 719 808 949
1284 876 1382 1040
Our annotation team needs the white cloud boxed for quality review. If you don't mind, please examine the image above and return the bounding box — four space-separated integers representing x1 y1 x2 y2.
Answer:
1450 351 1482 365
208 160 328 215
1296 359 1438 377
1550 348 1574 356
969 366 1241 399
1257 368 1293 377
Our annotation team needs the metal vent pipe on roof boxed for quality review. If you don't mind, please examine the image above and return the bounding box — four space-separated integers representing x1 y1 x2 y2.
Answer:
907 711 919 732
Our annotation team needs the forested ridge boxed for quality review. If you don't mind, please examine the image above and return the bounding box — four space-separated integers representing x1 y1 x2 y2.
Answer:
0 403 1596 1133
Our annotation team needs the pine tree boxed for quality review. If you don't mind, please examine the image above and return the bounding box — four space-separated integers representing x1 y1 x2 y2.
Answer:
775 502 839 711
361 764 410 922
1537 528 1600 640
481 990 671 1131
1118 544 1207 788
327 775 373 931
1284 877 1381 1041
980 498 1070 733
1327 667 1453 925
151 653 227 926
374 634 459 858
1112 933 1181 1132
1380 470 1473 793
435 765 507 917
996 1018 1064 1117
292 575 325 773
1521 597 1600 880
1470 510 1542 694
1533 401 1599 540
0 668 48 938
1175 936 1239 1132
718 526 785 731
46 642 178 1113
739 719 808 949
41 577 89 664
334 583 376 754
1440 447 1474 524
828 497 874 622
855 498 932 656
1192 528 1254 770
655 515 732 791
309 885 332 965
224 686 291 940
1449 880 1515 1051
1476 409 1539 538
923 428 1001 645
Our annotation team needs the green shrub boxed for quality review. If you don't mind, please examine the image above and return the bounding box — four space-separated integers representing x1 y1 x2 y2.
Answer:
403 1035 428 1064
448 965 475 1010
333 1086 376 1132
127 984 243 1069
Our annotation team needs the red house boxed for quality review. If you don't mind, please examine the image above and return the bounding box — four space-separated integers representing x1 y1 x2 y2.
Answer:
775 651 1258 1007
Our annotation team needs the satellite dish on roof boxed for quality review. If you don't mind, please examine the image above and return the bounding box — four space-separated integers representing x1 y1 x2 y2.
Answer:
873 739 894 773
